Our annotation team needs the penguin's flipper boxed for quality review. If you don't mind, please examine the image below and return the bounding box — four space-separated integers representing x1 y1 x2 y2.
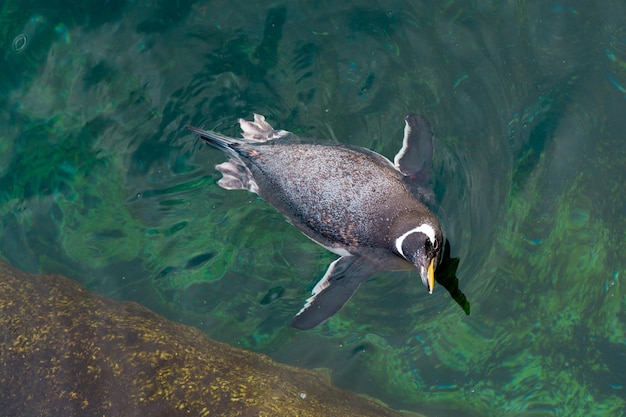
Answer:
239 113 289 142
291 255 376 330
393 113 434 185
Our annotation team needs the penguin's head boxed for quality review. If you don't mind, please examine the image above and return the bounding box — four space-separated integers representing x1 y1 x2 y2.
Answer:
394 223 443 293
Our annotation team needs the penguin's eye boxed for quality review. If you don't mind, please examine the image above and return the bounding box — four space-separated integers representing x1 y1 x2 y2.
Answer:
432 239 439 250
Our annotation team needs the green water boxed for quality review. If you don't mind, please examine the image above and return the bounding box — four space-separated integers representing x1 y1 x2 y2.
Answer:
1 0 625 415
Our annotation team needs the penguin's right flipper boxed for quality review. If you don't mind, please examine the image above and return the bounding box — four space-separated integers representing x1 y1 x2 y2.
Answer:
291 255 376 330
394 113 434 185
393 114 436 204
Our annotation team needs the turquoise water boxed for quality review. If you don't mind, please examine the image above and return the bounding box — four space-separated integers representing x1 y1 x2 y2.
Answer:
1 0 625 415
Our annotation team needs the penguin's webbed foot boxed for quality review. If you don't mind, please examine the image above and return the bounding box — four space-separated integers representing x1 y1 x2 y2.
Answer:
239 114 289 142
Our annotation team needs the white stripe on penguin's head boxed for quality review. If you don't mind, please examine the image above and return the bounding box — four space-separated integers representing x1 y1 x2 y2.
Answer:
395 224 436 257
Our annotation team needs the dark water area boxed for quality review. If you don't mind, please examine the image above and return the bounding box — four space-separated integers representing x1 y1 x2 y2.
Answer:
1 0 625 415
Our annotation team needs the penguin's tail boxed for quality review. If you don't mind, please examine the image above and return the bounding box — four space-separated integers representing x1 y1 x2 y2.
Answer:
185 125 244 159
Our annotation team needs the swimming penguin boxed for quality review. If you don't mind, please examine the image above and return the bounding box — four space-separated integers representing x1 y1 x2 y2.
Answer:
186 113 443 330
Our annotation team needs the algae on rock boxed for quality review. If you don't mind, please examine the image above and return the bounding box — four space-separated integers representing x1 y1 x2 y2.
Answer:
0 259 425 417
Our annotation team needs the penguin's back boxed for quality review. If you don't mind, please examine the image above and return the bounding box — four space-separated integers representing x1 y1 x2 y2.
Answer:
241 141 423 250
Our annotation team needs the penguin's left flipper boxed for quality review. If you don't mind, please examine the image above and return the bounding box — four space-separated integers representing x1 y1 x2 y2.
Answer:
394 113 434 185
291 255 377 330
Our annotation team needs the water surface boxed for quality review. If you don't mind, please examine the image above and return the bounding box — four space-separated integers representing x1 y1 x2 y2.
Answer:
1 1 625 415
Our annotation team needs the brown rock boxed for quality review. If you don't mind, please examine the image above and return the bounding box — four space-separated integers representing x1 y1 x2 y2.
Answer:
0 260 425 417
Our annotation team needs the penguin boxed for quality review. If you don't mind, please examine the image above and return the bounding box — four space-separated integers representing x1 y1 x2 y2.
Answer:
186 113 443 330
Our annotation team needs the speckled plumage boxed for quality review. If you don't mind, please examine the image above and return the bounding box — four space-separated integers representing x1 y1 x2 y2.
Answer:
187 113 443 329
245 140 427 254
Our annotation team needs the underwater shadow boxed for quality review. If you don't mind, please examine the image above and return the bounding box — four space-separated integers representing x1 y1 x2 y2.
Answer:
436 239 470 315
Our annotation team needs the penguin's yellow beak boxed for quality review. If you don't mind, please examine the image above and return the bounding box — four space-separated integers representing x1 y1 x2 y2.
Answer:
427 259 435 294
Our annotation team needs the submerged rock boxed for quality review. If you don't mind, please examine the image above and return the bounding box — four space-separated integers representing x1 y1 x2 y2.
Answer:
0 260 424 417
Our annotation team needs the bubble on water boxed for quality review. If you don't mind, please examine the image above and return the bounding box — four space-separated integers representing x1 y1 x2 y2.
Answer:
12 33 28 54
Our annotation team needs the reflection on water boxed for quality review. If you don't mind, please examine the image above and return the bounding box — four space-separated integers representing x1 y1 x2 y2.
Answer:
0 0 625 415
